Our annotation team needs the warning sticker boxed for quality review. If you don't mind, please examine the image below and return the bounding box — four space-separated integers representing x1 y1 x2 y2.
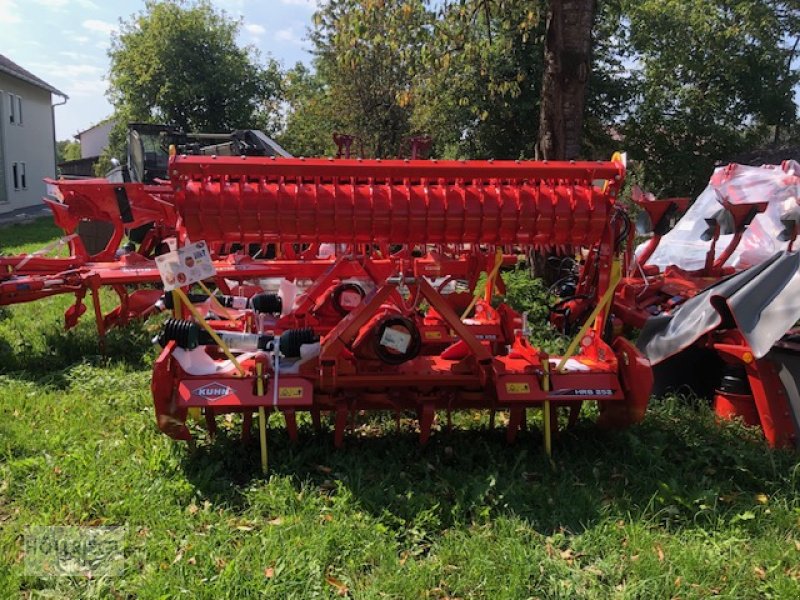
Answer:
380 327 411 354
155 241 215 291
278 387 304 399
424 330 442 340
505 382 531 394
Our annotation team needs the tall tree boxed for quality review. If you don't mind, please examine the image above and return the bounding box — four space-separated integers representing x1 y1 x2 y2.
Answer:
537 0 597 160
306 0 432 157
278 63 338 157
107 0 282 134
287 0 796 194
768 2 800 143
293 1 607 161
581 0 635 158
621 0 799 195
413 0 545 159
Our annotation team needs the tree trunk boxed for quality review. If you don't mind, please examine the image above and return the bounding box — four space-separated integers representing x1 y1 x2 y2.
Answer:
537 0 597 160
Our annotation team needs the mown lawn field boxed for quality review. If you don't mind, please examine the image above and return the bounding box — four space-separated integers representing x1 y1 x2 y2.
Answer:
1 219 799 598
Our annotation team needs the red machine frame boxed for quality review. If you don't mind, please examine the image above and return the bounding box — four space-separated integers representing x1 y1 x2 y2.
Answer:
2 154 654 466
150 155 651 465
562 164 800 449
614 187 768 329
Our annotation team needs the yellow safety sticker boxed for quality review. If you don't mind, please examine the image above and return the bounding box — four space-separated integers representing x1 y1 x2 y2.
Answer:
505 382 530 394
278 386 304 399
425 330 442 339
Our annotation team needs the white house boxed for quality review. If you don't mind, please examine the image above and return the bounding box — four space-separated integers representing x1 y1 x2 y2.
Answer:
76 118 113 159
0 54 67 215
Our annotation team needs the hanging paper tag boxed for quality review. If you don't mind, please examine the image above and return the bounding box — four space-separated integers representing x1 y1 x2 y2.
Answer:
155 241 215 291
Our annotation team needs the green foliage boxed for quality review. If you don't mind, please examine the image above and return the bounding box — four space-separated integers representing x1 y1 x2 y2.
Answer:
107 0 282 134
412 1 545 159
280 0 797 195
95 0 798 193
581 0 635 159
619 0 800 195
277 63 338 157
501 267 553 322
500 265 567 353
299 0 433 158
55 140 81 164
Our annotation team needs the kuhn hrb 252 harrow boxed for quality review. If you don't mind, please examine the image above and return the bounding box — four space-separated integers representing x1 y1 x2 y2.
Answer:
4 152 653 469
149 154 651 468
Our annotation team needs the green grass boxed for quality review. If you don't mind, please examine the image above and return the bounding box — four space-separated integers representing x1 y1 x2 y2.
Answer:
1 220 799 598
0 218 68 255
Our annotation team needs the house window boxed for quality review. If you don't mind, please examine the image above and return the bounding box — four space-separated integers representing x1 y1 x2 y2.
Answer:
8 93 15 124
20 162 26 189
12 162 19 190
16 96 22 125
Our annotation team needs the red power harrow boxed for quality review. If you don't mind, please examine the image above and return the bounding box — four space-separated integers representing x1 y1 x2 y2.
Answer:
2 154 653 467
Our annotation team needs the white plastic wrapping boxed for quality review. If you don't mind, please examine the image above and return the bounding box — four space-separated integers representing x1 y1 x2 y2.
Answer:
641 161 800 271
172 348 263 375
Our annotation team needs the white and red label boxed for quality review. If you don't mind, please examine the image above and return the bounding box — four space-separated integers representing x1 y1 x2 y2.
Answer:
155 241 215 291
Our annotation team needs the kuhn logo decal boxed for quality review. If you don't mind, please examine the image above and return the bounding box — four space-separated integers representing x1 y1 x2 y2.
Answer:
192 382 233 400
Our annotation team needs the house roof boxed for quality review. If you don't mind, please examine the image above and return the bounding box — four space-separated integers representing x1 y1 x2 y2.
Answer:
0 54 67 98
75 117 115 138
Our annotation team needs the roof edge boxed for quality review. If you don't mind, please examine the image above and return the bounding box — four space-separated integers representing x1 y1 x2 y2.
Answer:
0 54 68 98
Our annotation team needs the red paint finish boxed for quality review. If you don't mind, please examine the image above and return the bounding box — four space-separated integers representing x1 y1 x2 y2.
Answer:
714 392 760 427
171 156 623 246
713 339 798 448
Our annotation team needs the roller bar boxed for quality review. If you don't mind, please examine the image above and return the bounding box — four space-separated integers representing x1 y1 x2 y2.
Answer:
171 155 625 246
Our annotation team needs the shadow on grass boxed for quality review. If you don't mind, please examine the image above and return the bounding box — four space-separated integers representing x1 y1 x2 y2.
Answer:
0 316 156 385
180 399 799 537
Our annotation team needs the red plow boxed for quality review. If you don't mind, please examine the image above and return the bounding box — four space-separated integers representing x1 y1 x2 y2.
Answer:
0 178 177 340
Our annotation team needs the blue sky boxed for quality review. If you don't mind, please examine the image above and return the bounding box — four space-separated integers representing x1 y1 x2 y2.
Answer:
0 0 318 139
